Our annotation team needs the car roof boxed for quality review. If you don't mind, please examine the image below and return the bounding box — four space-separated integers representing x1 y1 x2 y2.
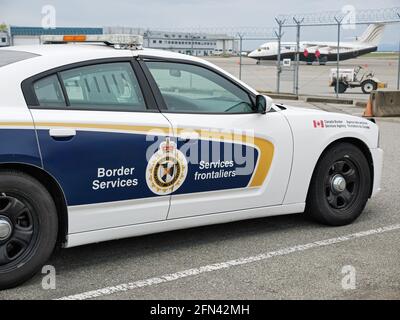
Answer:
0 43 225 81
0 43 205 63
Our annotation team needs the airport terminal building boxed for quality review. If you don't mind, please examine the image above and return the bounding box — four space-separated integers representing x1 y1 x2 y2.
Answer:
3 26 238 56
8 26 103 45
143 30 237 56
104 27 238 56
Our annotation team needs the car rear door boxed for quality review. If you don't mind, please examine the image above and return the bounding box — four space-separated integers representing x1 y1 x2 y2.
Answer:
25 59 172 234
140 58 293 219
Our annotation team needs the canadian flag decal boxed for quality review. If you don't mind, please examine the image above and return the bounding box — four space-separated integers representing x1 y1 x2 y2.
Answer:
313 120 325 128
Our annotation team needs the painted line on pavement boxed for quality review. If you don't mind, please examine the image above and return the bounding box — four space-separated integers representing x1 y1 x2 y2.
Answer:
57 223 400 300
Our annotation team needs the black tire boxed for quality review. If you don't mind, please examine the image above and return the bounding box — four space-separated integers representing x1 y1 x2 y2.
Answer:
361 80 377 94
305 143 371 226
0 171 58 290
334 82 347 94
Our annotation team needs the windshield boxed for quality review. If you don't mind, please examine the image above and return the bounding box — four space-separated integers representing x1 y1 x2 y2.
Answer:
0 50 40 67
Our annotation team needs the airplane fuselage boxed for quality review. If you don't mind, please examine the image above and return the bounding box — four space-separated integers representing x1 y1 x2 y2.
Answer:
249 41 378 63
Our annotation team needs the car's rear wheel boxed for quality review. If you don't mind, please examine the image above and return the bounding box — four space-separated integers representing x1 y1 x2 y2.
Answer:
305 143 371 226
0 171 58 290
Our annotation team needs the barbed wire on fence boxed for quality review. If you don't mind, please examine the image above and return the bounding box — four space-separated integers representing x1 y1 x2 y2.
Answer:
104 26 278 39
105 7 400 37
276 7 400 26
105 7 400 95
165 26 278 38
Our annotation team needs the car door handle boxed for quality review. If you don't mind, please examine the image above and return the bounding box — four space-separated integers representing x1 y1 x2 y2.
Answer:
49 128 76 139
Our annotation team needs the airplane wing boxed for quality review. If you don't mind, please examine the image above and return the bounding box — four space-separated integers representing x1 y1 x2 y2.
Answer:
302 43 356 54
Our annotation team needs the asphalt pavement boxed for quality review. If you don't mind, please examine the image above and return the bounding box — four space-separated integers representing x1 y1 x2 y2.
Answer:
0 100 399 300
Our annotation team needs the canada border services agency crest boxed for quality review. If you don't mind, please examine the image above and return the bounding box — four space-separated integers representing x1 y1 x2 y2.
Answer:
146 138 188 195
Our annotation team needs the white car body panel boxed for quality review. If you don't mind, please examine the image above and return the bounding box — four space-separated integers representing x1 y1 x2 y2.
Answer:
370 148 383 197
29 109 172 233
0 44 383 248
164 111 293 219
280 106 380 204
67 203 305 248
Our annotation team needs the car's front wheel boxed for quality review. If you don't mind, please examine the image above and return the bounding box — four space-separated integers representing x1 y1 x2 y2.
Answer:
0 171 58 290
306 143 371 226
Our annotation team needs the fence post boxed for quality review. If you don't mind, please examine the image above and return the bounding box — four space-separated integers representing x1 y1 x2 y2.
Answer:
398 13 400 90
191 34 194 55
275 19 284 93
334 17 342 98
146 30 151 48
293 18 303 96
238 34 243 80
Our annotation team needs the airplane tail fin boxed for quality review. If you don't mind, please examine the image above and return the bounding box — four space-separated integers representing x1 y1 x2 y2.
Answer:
357 24 385 46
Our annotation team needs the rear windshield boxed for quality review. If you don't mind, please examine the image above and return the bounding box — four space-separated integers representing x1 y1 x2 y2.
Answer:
0 50 40 67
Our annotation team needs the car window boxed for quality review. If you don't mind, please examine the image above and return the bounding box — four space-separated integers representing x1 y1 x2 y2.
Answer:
33 74 66 107
145 61 254 113
59 62 147 111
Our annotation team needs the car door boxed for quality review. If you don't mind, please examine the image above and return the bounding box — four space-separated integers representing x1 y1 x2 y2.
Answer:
141 58 293 219
26 59 172 234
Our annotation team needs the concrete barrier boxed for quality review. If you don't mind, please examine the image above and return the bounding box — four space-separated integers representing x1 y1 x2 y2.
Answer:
257 91 299 100
305 97 354 105
371 90 400 117
355 101 367 108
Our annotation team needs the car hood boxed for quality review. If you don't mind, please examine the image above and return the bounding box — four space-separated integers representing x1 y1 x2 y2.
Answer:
274 104 327 114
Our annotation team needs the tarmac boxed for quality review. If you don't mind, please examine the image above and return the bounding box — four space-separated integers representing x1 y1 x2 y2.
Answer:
204 53 399 101
1 98 399 300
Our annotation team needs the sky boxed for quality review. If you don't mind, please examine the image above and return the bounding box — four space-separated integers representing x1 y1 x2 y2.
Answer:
1 0 399 49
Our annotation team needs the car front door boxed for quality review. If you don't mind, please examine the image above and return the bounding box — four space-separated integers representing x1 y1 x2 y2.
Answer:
26 59 172 234
141 59 293 219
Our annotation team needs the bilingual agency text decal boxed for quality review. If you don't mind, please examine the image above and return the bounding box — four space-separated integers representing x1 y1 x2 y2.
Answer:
313 119 371 129
146 138 188 195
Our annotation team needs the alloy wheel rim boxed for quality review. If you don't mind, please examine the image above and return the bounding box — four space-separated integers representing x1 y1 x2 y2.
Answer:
324 158 360 210
0 194 36 268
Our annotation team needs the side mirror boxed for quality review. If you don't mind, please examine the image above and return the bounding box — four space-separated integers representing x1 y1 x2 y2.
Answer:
255 94 273 114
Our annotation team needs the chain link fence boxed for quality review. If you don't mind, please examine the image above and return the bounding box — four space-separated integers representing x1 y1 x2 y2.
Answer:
200 7 400 100
104 7 400 100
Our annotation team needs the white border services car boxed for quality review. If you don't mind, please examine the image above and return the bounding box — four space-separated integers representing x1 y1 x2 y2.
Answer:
0 35 383 289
